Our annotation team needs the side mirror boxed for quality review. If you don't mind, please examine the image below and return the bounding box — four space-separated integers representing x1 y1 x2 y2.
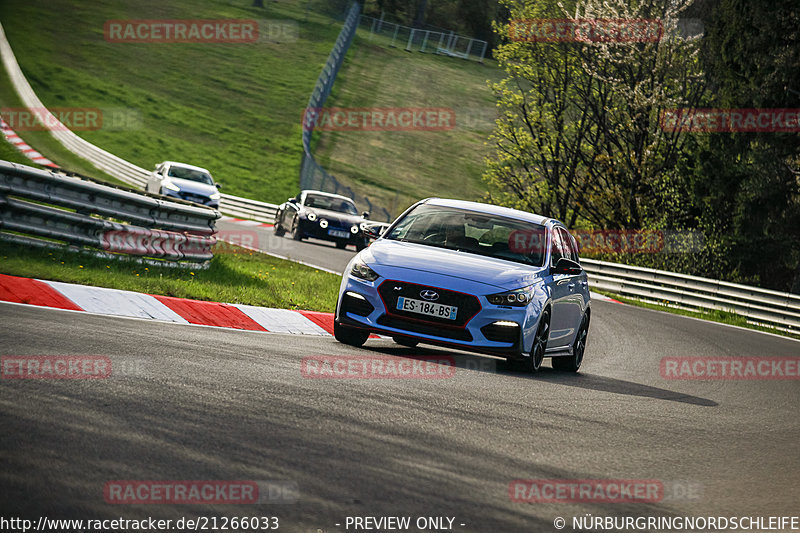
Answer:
215 183 222 190
288 198 297 204
362 223 386 239
551 257 582 275
362 211 370 219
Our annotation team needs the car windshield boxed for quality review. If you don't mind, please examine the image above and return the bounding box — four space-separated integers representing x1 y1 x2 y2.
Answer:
168 166 214 185
386 204 547 267
304 193 359 215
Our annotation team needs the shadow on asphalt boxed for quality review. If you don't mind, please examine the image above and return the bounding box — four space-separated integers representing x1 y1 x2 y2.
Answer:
366 344 719 407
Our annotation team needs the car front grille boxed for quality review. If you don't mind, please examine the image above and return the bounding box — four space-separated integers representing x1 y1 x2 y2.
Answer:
377 315 473 341
377 280 481 327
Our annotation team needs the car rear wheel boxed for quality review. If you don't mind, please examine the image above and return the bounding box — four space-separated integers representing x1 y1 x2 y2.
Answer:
334 320 370 347
355 239 368 251
291 219 303 241
336 240 348 249
552 313 588 372
527 310 549 373
392 336 418 348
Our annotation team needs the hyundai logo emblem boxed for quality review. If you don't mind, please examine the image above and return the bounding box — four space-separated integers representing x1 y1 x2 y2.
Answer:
420 290 439 301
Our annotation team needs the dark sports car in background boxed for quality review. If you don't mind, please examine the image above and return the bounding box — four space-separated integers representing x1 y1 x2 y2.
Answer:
274 190 371 250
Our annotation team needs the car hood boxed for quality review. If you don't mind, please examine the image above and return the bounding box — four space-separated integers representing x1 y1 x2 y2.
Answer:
363 239 543 291
170 178 217 196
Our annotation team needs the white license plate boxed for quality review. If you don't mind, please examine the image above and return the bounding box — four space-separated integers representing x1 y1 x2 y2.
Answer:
328 229 350 239
396 297 458 320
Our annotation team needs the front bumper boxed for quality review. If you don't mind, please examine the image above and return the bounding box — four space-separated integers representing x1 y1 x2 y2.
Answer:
163 189 219 209
298 218 365 244
337 272 541 359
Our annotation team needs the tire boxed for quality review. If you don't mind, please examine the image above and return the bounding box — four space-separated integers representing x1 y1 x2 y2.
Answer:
291 219 303 241
273 217 285 237
355 239 368 251
392 336 418 348
336 240 348 249
334 320 370 347
552 313 588 372
527 309 549 373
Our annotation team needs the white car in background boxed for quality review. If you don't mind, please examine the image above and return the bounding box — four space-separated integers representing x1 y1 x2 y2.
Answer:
146 161 222 208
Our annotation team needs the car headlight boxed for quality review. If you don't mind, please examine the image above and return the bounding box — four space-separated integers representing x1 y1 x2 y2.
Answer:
350 259 379 282
307 212 317 221
319 219 328 229
487 285 534 307
209 192 221 200
350 224 359 234
163 181 181 192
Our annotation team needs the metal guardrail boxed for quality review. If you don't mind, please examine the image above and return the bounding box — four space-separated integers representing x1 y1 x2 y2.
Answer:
582 258 800 333
0 21 278 225
0 160 219 267
299 3 398 222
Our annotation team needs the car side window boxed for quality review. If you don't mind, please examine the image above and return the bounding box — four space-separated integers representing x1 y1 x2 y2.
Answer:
559 228 580 263
550 228 566 267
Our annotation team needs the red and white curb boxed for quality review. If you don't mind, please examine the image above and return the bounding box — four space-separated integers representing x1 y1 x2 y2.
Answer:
591 292 623 304
0 273 334 336
0 271 620 336
0 118 58 168
219 216 273 228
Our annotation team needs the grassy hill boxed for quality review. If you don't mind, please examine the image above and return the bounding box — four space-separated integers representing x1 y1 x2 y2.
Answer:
0 0 501 212
313 32 502 217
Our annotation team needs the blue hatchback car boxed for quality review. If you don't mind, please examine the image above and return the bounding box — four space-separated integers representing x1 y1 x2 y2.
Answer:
334 198 591 372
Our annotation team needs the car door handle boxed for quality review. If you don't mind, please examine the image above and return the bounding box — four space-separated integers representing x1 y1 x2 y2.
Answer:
568 283 575 290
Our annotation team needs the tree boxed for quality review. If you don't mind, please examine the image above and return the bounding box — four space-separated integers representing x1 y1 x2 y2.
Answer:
484 0 705 229
693 0 800 291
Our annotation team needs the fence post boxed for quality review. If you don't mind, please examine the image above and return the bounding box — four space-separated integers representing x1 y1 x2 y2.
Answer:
420 30 430 52
405 28 415 51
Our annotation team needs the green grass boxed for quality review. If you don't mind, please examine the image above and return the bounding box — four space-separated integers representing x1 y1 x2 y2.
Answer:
594 290 800 341
0 240 340 312
0 0 503 215
0 132 41 166
0 63 131 185
314 33 502 218
0 0 345 203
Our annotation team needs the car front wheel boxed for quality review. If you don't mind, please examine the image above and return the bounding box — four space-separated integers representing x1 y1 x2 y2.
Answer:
291 219 303 241
527 309 549 373
273 216 285 236
552 313 588 372
334 320 370 347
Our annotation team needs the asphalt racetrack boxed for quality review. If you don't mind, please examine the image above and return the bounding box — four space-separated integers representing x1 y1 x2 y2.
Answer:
1 224 799 531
